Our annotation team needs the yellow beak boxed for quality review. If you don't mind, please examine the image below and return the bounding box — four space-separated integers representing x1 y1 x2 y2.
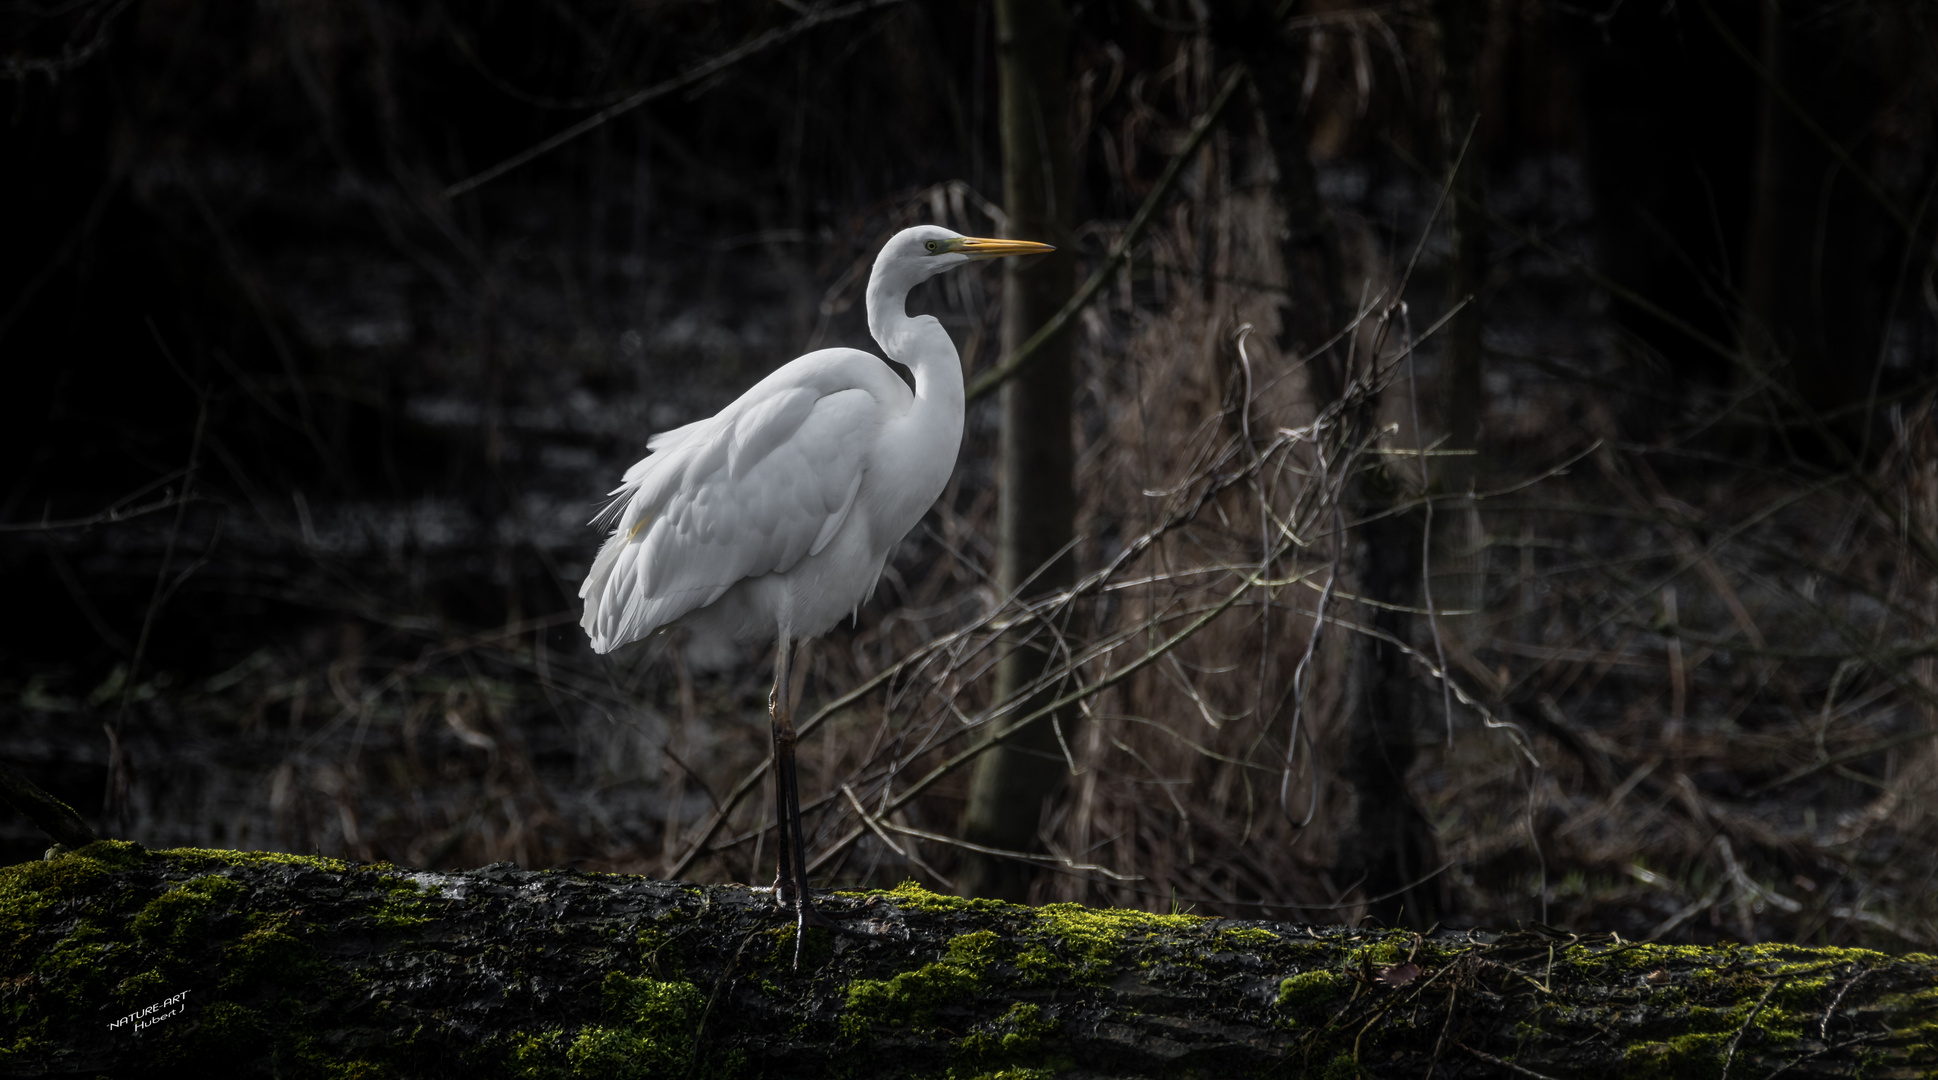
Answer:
954 236 1055 259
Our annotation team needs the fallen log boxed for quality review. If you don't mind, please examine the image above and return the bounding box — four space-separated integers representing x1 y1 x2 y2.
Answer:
1 842 1932 1078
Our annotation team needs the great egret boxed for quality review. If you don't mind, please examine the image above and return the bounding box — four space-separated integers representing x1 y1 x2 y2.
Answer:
579 224 1052 946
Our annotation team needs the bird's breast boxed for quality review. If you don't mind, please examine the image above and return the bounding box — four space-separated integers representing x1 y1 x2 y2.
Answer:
861 412 962 544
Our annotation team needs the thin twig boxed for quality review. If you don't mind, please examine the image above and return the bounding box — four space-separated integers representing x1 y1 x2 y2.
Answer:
0 761 99 850
1719 980 1776 1080
1455 1042 1564 1080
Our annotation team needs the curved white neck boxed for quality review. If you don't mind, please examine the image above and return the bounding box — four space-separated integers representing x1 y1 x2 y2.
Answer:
866 263 965 421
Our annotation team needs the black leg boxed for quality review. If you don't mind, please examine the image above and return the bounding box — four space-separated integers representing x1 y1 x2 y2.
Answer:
781 747 814 910
769 678 796 908
769 638 845 968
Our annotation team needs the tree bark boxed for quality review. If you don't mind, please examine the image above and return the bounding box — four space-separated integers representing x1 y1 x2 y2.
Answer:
5 843 1934 1079
959 0 1077 903
1731 0 1891 455
1342 498 1444 930
1208 2 1351 402
1428 0 1489 642
1209 5 1443 930
1739 0 1784 383
1431 0 1486 478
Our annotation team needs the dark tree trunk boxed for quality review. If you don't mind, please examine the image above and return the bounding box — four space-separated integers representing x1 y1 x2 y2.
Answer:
1209 5 1444 930
1209 2 1351 402
958 0 1078 903
1563 0 1903 453
1428 0 1490 635
1432 0 1487 479
5 843 1933 1079
1734 0 1894 455
1342 499 1444 930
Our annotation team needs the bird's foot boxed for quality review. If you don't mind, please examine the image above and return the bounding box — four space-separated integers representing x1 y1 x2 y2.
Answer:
793 896 843 933
772 887 861 929
772 890 877 969
790 895 873 968
771 877 852 923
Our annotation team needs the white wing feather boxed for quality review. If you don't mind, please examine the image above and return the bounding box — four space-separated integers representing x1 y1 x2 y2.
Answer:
580 383 880 653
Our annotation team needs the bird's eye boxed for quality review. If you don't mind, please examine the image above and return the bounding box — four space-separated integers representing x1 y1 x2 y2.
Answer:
925 240 939 253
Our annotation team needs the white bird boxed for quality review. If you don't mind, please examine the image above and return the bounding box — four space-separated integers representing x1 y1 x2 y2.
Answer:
579 224 1052 944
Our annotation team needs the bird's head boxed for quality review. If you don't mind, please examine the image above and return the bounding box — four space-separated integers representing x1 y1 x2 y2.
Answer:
875 225 1054 288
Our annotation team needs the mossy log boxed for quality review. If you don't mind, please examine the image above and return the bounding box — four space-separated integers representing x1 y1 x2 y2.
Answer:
2 842 1933 1079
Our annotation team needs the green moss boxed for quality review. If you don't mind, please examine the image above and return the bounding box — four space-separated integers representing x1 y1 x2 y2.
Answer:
633 924 687 983
1011 944 1064 985
842 960 979 1037
1574 944 1923 1078
1322 1051 1366 1079
0 1024 48 1064
854 883 1268 989
955 1001 1058 1062
155 846 356 874
1342 937 1410 969
0 840 145 957
1768 975 1834 1008
1624 1031 1730 1080
268 1030 393 1079
507 1030 571 1080
131 874 244 948
1734 942 1890 966
370 906 432 931
948 929 1002 968
842 931 1002 1042
1027 903 1202 980
173 1000 272 1061
560 972 709 1079
221 912 322 990
1566 942 1708 973
763 922 834 966
1215 926 1279 950
856 879 1019 915
3 847 421 1077
32 917 129 1013
1617 987 1830 1080
566 1028 666 1077
114 968 169 1005
1278 970 1349 1008
71 838 149 867
1750 998 1808 1044
308 1060 394 1079
369 876 436 931
1573 940 1893 979
1 850 148 1047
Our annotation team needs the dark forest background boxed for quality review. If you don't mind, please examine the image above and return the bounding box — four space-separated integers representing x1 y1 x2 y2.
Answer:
4 0 1935 950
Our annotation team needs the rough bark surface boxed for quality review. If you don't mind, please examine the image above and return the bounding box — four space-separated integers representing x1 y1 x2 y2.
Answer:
1339 501 1442 933
3 843 1934 1079
960 0 1079 903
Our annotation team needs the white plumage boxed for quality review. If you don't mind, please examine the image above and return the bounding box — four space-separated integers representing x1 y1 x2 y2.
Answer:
580 225 1048 654
575 224 1052 950
578 365 888 651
